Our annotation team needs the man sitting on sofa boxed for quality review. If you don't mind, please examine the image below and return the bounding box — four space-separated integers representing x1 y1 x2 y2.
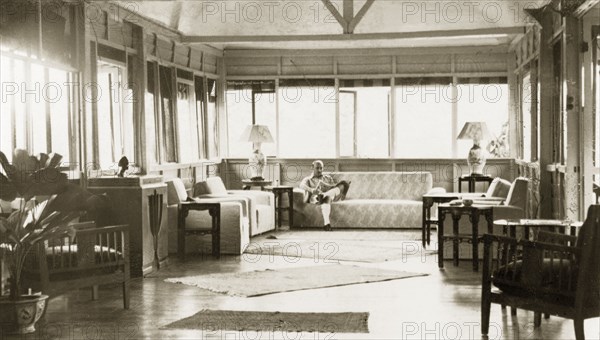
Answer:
299 160 350 231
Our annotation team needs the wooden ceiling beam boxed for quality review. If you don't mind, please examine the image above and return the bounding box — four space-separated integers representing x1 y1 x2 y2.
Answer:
182 27 526 44
349 0 375 34
321 0 347 32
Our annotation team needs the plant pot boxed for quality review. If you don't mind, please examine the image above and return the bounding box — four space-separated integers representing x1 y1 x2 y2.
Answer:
0 294 49 334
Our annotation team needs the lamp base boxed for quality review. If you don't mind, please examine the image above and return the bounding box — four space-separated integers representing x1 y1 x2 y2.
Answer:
249 148 266 180
467 144 486 175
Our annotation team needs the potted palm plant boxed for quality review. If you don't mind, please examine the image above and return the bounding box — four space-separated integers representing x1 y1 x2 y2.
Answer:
0 149 88 334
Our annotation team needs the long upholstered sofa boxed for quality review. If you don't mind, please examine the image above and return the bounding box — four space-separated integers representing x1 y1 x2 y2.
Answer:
292 171 433 229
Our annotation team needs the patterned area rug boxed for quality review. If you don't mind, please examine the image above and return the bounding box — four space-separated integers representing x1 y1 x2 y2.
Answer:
245 230 436 263
165 264 427 297
162 310 370 333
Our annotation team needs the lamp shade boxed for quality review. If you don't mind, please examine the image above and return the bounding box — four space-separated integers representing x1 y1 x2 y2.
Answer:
239 124 274 143
457 122 491 142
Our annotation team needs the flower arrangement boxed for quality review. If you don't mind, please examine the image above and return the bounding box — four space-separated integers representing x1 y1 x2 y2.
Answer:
0 149 90 300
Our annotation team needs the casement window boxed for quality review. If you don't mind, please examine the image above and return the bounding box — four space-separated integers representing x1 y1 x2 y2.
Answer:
206 78 219 159
278 79 336 158
339 79 391 158
0 52 75 164
225 77 510 159
226 80 276 158
158 65 177 163
456 77 509 159
176 69 200 163
95 61 135 169
394 78 453 158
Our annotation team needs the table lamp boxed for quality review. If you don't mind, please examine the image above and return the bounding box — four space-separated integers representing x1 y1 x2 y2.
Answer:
240 124 274 180
457 122 491 175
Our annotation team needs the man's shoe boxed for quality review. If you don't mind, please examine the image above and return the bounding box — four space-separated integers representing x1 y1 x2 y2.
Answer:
324 224 332 231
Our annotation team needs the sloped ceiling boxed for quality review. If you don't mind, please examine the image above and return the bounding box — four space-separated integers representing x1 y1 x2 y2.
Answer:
112 0 549 50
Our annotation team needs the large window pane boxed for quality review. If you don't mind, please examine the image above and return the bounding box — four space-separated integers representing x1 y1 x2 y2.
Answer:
176 82 199 162
278 80 335 158
13 58 26 149
48 68 71 162
340 80 390 158
226 81 276 158
96 62 135 169
159 65 176 163
394 82 453 158
457 82 509 159
31 63 47 155
206 78 219 158
1 55 14 160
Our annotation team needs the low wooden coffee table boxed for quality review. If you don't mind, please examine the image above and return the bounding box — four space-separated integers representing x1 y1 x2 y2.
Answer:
422 193 461 247
437 202 494 271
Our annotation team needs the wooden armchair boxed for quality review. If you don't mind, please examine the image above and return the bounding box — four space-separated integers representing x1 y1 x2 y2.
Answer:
21 222 130 309
481 205 600 339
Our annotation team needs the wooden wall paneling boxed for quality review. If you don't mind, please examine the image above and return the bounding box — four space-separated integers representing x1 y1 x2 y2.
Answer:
174 43 189 67
204 54 219 74
396 54 452 74
337 55 393 75
281 56 335 75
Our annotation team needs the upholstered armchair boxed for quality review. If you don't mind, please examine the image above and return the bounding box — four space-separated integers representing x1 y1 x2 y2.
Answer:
193 177 275 236
165 178 249 256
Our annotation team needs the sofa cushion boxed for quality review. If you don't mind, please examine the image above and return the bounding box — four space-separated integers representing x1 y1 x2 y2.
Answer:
487 178 512 198
328 172 432 200
206 177 228 195
193 181 211 196
166 178 188 204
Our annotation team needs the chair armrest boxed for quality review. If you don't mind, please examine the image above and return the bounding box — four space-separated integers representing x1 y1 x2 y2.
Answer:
491 205 524 219
426 187 446 195
536 231 578 245
193 195 249 217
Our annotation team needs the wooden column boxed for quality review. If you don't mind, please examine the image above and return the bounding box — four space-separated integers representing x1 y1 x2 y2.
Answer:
538 11 554 219
563 15 582 220
131 24 148 174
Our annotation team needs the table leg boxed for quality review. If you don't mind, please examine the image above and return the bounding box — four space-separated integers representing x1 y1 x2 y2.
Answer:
288 189 294 228
438 209 445 269
452 213 461 267
278 193 283 229
422 203 427 247
459 179 463 193
470 211 480 272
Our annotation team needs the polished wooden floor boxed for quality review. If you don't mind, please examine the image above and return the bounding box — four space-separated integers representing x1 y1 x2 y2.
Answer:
6 230 600 340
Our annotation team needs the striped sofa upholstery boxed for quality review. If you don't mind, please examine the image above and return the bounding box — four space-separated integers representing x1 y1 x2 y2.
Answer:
292 172 433 229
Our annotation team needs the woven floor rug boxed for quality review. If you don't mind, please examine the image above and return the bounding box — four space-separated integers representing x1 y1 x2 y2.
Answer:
162 310 370 333
245 230 436 263
165 264 427 297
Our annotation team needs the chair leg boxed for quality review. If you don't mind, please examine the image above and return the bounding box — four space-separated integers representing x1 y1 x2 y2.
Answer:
534 312 542 327
91 285 99 300
511 307 517 316
481 292 492 335
544 313 550 319
122 281 130 309
574 318 584 340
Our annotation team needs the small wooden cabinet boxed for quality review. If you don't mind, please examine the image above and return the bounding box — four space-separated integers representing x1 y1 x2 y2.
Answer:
87 175 168 277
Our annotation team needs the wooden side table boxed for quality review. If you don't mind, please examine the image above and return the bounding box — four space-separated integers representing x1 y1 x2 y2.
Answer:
265 186 294 229
459 174 494 193
422 193 461 247
438 203 494 271
178 201 220 260
242 180 272 190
